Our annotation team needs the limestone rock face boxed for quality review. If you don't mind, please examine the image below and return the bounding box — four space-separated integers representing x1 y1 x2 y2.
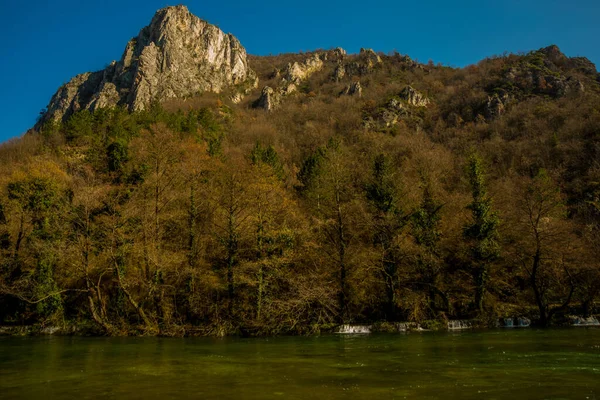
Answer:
345 48 383 76
364 86 431 131
399 86 430 107
340 81 362 97
39 5 257 125
333 63 346 82
255 54 322 111
322 47 347 62
256 86 277 111
283 54 324 84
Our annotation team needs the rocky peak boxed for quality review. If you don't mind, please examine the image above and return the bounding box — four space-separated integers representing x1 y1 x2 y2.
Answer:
539 45 567 64
38 5 257 126
344 48 383 77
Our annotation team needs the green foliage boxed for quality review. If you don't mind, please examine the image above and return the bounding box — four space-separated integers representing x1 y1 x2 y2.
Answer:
8 177 60 236
463 154 500 313
34 257 63 320
297 139 339 194
64 110 94 141
297 147 327 193
107 140 129 173
412 183 442 251
365 154 397 214
250 142 285 179
463 155 500 262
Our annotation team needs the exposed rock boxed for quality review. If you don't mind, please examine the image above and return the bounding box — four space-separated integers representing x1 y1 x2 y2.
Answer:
396 54 423 70
254 54 322 111
339 81 362 97
543 75 585 97
379 109 399 127
230 93 244 104
269 68 281 79
568 57 597 75
333 63 346 82
334 47 347 57
345 48 383 76
364 87 431 131
500 46 588 99
283 54 324 84
347 81 362 97
359 48 382 65
281 83 297 95
399 86 430 107
322 47 347 62
39 5 257 125
484 92 509 120
255 83 298 111
387 98 407 112
539 45 568 64
256 86 277 111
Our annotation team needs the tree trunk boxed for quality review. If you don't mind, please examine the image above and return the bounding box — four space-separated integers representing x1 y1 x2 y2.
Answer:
530 249 549 326
474 264 488 313
336 192 347 322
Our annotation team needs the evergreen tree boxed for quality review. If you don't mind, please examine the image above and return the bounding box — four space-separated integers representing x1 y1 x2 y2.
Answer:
463 154 500 313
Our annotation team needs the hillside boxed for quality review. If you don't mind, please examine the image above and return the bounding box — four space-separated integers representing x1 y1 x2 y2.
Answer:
1 6 599 336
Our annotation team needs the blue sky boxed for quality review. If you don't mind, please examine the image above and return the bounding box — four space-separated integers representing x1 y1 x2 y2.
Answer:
1 0 599 142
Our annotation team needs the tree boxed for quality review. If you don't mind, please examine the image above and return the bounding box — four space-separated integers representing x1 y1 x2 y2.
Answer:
299 140 365 322
463 154 500 313
365 153 405 319
209 160 251 316
411 178 447 315
3 163 70 323
514 170 577 326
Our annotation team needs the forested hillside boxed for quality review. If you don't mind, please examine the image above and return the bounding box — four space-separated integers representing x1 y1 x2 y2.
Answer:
1 44 599 335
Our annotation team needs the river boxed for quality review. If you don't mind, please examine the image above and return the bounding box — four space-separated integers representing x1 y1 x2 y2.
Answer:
1 328 599 399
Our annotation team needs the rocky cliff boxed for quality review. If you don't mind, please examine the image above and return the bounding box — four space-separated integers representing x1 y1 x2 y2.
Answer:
38 5 257 125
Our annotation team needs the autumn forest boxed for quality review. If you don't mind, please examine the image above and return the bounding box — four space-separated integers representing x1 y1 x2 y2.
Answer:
0 45 599 336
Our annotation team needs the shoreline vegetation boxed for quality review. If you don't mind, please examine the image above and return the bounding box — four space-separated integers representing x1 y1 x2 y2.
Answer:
1 46 600 338
1 315 599 338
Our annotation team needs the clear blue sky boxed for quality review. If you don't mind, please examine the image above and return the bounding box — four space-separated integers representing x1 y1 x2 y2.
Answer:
1 0 599 142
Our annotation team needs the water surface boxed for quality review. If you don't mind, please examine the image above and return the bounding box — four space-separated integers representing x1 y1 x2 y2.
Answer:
1 328 599 399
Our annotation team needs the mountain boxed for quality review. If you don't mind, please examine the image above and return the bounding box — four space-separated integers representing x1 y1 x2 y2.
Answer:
38 5 257 126
1 6 600 336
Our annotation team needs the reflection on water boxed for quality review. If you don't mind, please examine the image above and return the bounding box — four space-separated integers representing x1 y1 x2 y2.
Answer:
0 329 599 399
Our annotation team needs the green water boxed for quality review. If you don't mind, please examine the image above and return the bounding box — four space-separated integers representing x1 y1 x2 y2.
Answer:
1 329 599 399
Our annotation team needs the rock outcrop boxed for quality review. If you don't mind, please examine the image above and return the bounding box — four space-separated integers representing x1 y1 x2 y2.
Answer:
39 5 257 125
364 86 430 131
255 53 323 111
282 54 324 84
399 86 430 107
498 45 587 99
340 81 362 97
484 93 507 120
345 48 383 76
321 47 347 62
333 63 346 82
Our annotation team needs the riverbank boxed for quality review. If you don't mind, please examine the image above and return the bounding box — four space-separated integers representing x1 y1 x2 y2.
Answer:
2 315 598 337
